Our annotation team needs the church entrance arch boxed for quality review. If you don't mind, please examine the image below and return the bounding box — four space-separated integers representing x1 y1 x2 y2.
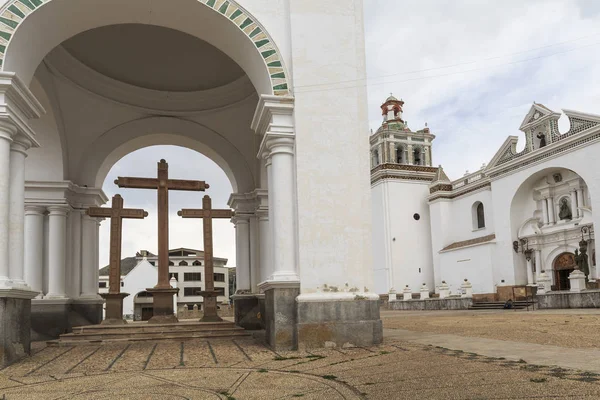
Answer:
553 252 576 291
134 291 154 321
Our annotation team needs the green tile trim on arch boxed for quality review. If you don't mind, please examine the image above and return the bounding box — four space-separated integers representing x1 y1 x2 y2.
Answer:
0 0 291 96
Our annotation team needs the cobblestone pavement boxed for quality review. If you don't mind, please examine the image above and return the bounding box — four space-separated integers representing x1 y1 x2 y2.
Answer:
1 337 599 399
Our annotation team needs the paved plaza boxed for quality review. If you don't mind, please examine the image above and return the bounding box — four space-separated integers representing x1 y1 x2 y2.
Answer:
2 310 600 399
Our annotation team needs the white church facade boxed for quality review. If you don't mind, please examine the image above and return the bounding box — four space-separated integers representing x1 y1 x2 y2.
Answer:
372 97 598 301
0 0 378 366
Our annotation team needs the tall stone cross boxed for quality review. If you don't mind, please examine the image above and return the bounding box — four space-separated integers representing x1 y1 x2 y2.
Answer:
115 159 209 323
86 194 148 325
178 195 234 322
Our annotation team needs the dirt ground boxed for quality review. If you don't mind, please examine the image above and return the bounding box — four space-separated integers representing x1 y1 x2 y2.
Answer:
381 309 600 349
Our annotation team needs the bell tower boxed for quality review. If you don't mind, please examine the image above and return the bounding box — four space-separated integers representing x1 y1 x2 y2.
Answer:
370 95 437 295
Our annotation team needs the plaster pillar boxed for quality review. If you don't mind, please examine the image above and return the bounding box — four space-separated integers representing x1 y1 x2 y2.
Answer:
24 206 46 297
378 143 383 164
68 210 83 299
541 198 549 225
534 250 542 283
258 213 272 282
0 123 15 287
233 216 251 293
570 190 578 219
407 144 414 165
7 136 31 288
424 146 431 166
249 215 260 292
264 136 299 282
80 214 99 299
389 142 395 164
577 188 585 217
526 257 534 286
45 206 69 299
547 197 555 224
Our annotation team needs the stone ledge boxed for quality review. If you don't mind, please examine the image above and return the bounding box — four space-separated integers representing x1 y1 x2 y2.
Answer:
389 297 472 311
537 290 600 309
0 288 39 300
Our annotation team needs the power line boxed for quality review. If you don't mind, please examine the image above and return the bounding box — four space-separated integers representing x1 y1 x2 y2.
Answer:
295 40 600 95
295 32 599 90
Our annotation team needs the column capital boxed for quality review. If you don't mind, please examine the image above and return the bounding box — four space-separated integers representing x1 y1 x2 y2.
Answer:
24 205 46 216
47 205 70 216
0 120 16 141
10 134 32 155
232 214 251 225
258 134 295 159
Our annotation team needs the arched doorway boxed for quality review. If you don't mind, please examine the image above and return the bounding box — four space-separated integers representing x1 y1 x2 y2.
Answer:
134 291 154 321
553 252 576 291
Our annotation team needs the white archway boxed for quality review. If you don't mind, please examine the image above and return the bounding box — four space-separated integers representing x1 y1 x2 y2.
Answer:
0 0 290 97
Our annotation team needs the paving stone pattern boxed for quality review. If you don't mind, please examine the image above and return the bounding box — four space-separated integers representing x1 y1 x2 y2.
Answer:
0 338 599 399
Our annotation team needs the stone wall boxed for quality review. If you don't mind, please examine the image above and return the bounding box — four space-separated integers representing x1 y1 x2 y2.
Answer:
537 290 600 309
388 298 472 311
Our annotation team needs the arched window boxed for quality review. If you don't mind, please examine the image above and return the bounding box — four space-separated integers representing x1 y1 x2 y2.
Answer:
413 147 423 166
472 201 485 230
168 260 174 266
396 145 405 164
179 260 188 266
193 260 202 266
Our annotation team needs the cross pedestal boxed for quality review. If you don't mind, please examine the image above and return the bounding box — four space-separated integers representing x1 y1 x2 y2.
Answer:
100 293 130 325
146 288 180 324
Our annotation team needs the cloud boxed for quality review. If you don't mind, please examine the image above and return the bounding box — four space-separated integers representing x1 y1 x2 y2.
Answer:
99 146 235 269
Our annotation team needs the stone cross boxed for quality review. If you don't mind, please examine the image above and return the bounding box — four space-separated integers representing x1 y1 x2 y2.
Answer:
115 159 209 323
86 194 148 324
178 195 234 322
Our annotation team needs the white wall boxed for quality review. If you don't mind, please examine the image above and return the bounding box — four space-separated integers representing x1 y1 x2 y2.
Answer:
439 243 496 294
122 260 157 316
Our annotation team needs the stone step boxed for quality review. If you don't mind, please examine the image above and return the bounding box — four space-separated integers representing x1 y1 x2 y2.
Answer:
70 321 238 335
62 327 246 340
49 330 251 346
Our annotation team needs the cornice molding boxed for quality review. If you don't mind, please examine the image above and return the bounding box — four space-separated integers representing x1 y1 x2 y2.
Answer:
251 94 295 136
0 72 44 147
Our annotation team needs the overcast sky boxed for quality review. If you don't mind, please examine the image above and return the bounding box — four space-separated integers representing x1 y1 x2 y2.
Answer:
100 0 600 268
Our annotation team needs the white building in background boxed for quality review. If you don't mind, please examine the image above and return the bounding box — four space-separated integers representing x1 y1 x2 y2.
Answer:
99 248 230 320
372 97 598 300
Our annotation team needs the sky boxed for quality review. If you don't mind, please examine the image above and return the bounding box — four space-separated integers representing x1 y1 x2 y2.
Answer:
100 0 600 268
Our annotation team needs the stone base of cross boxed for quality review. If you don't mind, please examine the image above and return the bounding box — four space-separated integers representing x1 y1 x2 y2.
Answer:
198 291 223 322
146 287 180 324
100 293 130 325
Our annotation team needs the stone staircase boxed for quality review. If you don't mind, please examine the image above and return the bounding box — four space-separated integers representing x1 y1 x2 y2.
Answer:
48 321 250 346
469 300 535 310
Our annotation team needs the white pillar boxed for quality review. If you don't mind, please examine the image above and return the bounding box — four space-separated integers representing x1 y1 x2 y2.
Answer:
24 206 45 297
577 188 585 217
80 214 99 298
534 250 542 283
69 209 83 298
258 212 272 283
46 206 69 299
526 257 534 286
0 123 15 287
570 190 578 219
264 137 299 282
7 136 31 288
541 198 549 225
94 218 101 293
234 216 251 293
547 197 555 224
170 276 178 316
249 215 261 292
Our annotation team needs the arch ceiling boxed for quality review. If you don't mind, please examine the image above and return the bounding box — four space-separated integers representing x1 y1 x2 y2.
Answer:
0 0 290 96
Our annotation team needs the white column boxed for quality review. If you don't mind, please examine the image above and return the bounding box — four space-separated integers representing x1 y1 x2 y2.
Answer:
258 212 272 283
265 137 299 282
526 257 534 286
534 250 543 283
571 190 578 219
577 188 585 217
234 216 251 293
69 209 83 298
249 215 260 292
80 214 99 298
7 135 31 288
94 219 101 293
46 206 69 299
541 198 549 225
0 123 16 287
24 206 46 297
547 197 555 224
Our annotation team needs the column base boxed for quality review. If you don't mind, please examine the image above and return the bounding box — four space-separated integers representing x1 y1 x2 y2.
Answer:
72 298 104 325
232 293 264 330
147 288 179 324
198 290 223 323
261 281 300 351
100 293 129 325
296 292 382 349
0 289 38 367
